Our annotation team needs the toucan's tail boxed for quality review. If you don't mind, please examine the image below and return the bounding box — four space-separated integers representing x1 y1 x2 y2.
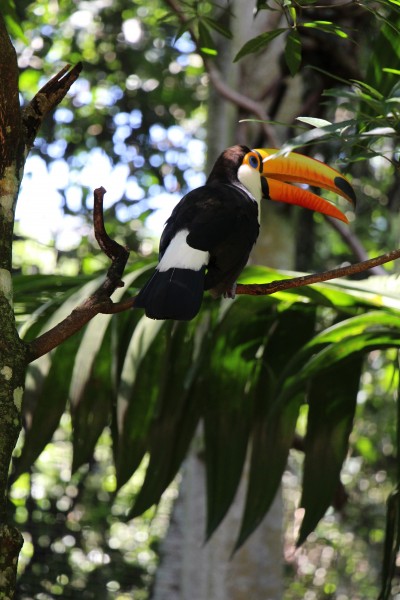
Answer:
135 267 206 320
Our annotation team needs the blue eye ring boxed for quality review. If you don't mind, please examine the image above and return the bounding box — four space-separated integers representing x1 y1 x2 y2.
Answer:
248 154 259 169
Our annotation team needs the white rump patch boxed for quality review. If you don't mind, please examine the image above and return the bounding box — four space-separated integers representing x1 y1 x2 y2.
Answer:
158 229 210 272
237 163 262 203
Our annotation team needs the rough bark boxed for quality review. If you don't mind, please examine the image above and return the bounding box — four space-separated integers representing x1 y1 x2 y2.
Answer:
0 296 26 598
0 12 82 596
0 12 23 271
0 10 27 598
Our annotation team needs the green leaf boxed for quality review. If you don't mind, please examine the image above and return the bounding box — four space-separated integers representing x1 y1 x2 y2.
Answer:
296 116 332 128
379 486 400 600
235 305 317 550
15 274 89 335
304 333 400 374
3 0 28 43
366 23 400 103
70 270 146 471
115 316 166 488
303 311 400 347
279 333 400 413
277 119 356 154
378 356 400 599
19 276 103 339
287 6 297 26
203 299 276 539
239 393 302 551
302 20 348 39
240 266 400 311
14 277 104 477
285 29 302 76
297 356 363 545
273 311 400 414
130 318 207 517
234 29 286 62
383 68 400 75
200 46 218 56
202 17 232 39
352 79 384 100
71 328 113 472
320 277 400 312
14 334 82 479
198 20 217 55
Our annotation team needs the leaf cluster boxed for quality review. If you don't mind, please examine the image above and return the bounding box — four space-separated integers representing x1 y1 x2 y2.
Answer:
236 1 400 167
10 264 400 597
234 1 353 76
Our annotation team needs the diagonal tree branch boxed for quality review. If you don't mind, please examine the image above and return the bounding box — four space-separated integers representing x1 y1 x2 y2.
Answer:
21 62 83 155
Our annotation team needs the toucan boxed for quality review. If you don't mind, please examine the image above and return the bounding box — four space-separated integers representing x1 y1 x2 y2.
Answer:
135 145 355 320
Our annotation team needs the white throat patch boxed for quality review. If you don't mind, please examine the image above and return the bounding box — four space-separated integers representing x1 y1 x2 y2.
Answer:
237 164 262 204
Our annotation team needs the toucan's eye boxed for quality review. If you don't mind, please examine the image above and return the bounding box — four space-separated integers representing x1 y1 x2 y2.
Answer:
247 153 260 170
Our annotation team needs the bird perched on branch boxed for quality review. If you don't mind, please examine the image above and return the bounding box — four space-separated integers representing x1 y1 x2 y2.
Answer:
135 145 355 320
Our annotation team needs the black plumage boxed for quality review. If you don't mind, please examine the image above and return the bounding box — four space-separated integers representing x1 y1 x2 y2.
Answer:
135 144 356 320
135 145 260 320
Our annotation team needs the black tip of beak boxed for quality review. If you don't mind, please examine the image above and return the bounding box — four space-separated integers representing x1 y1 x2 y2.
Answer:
334 176 356 206
261 178 269 198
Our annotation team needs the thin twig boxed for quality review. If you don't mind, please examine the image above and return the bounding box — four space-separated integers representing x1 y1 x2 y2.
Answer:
100 296 136 314
236 248 400 296
26 187 130 362
93 186 130 295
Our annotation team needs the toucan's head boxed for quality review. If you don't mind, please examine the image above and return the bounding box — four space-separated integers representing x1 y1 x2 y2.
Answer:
207 145 356 223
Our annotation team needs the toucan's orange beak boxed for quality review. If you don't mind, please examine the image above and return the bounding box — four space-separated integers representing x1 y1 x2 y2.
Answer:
254 148 356 224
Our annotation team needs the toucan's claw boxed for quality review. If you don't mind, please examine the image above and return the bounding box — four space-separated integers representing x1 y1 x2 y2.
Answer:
224 282 237 299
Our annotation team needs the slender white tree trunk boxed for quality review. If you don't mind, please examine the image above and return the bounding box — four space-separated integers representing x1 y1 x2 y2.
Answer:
152 453 283 600
152 4 306 598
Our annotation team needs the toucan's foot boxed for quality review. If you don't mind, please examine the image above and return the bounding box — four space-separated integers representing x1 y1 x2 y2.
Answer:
224 283 237 299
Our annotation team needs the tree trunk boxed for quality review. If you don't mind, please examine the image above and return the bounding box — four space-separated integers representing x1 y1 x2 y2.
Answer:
152 5 301 599
152 453 283 600
0 14 81 596
0 12 27 596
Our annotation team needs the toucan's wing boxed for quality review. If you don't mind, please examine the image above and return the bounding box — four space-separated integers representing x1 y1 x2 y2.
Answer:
187 213 243 251
161 184 258 254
